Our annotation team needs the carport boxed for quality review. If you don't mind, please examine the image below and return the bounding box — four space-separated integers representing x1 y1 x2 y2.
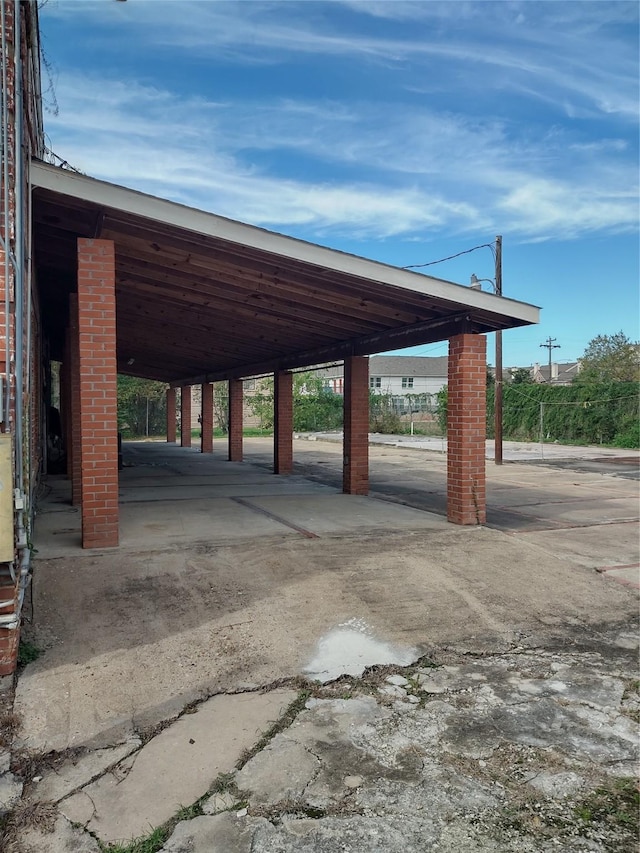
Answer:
30 160 538 548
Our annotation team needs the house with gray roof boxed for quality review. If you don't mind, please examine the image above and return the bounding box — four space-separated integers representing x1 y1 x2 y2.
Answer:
315 355 448 398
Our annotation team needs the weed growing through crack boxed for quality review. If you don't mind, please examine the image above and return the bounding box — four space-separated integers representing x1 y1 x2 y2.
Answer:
98 770 250 853
235 688 311 770
0 710 20 748
102 826 167 853
0 802 58 849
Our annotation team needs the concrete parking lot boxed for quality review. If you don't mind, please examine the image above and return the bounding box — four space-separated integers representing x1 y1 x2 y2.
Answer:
3 436 639 852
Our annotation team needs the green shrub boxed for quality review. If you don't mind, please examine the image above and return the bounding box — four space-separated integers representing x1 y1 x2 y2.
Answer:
613 420 640 448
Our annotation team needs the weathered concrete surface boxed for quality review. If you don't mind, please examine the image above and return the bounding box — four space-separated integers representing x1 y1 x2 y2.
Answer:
3 439 638 852
13 814 100 853
0 772 23 816
153 649 638 852
59 689 295 845
30 737 141 804
14 523 638 753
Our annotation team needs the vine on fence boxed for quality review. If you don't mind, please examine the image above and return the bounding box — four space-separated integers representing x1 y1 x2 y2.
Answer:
486 382 639 447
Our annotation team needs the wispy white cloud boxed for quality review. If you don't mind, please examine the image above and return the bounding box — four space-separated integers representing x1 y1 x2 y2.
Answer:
42 1 639 121
45 72 637 243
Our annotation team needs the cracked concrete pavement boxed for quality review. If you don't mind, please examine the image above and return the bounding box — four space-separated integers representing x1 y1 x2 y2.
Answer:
1 437 638 851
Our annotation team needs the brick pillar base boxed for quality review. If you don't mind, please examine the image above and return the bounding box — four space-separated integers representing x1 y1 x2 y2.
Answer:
343 355 369 495
201 383 213 453
228 379 243 462
447 333 487 525
78 239 119 548
274 371 293 474
0 617 19 677
166 387 176 443
180 387 192 448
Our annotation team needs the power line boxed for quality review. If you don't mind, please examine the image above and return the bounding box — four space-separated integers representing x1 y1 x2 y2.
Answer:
508 386 637 406
402 241 496 270
539 337 561 381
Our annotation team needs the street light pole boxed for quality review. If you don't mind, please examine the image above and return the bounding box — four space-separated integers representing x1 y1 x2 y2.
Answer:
494 236 503 466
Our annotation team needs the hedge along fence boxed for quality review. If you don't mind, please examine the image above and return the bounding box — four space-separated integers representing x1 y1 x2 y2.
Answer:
485 382 640 447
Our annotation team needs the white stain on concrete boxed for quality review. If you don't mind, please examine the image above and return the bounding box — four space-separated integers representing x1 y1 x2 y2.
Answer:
303 618 419 683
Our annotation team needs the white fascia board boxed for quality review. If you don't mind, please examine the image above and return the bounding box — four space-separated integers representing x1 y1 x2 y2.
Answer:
30 161 540 326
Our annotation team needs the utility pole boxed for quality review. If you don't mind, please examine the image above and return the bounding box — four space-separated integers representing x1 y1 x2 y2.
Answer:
494 236 503 465
540 337 560 382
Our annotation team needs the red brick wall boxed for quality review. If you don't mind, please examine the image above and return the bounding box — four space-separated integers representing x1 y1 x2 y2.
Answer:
201 383 213 453
447 333 486 525
274 371 293 474
62 338 72 478
343 355 369 495
0 616 19 676
77 239 119 548
69 294 82 507
0 1 47 673
228 379 243 462
166 387 176 442
180 386 192 447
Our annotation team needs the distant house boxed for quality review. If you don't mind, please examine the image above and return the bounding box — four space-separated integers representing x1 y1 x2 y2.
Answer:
315 355 448 399
530 362 580 385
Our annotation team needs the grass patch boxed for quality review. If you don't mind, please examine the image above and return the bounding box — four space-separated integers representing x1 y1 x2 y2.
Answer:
574 777 639 831
190 427 273 439
18 639 42 667
102 826 168 853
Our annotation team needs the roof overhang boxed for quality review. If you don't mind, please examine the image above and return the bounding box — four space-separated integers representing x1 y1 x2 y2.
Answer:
30 160 539 384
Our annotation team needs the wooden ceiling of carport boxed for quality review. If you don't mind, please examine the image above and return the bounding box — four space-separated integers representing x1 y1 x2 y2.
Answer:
30 162 539 384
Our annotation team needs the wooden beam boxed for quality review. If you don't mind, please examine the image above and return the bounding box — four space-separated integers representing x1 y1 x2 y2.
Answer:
171 313 476 386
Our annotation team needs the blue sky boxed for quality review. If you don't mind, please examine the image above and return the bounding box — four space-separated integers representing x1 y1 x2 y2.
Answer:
39 0 639 367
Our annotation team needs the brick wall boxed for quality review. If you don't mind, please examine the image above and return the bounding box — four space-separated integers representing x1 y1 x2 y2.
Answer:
447 333 486 525
69 294 82 506
0 616 19 676
77 239 119 548
343 355 369 495
0 1 46 673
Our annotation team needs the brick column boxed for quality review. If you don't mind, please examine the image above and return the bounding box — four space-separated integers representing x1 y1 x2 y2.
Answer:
228 379 243 462
166 387 176 443
69 293 82 507
447 333 487 525
201 383 214 453
274 371 293 474
62 333 72 479
180 386 192 447
77 239 119 548
343 355 369 495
